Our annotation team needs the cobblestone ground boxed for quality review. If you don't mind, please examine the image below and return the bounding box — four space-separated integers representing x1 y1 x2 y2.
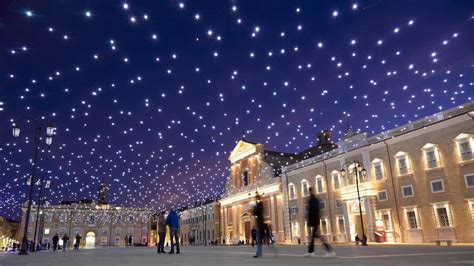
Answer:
1 244 474 266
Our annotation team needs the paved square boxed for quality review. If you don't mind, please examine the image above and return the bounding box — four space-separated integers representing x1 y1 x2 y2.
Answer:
1 245 474 266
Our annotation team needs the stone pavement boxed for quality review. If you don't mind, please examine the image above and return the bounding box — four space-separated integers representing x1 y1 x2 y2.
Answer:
1 244 474 266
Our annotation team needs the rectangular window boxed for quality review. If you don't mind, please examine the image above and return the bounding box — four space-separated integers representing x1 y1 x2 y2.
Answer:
75 214 81 223
402 185 414 197
335 199 343 208
382 214 392 231
465 174 474 188
115 228 121 235
128 227 134 234
337 217 345 233
436 208 450 227
114 237 121 245
128 215 134 223
290 206 298 215
430 180 444 193
378 190 388 201
316 178 324 193
459 141 473 161
44 228 50 235
321 219 328 235
332 174 340 189
242 171 249 186
101 228 108 236
398 158 408 175
319 201 326 210
101 237 107 245
59 213 67 223
406 211 418 229
426 150 438 168
374 164 384 180
89 215 96 225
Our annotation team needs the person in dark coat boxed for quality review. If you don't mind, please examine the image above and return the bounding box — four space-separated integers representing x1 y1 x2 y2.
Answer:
165 209 180 254
128 235 132 247
52 234 59 251
251 227 257 247
157 211 166 253
305 187 335 257
252 194 277 258
74 234 82 250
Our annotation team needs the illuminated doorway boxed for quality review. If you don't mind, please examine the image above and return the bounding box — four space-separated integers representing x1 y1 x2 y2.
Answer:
85 232 96 249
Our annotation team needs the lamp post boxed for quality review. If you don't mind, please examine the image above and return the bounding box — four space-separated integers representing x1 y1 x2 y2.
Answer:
340 161 368 246
13 117 55 255
32 178 51 251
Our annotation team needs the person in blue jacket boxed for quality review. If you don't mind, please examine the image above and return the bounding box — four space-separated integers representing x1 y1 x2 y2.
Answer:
166 209 180 254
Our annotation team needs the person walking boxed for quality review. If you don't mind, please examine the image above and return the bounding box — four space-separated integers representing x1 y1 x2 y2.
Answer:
304 187 335 257
165 208 180 254
125 235 128 247
74 234 82 250
251 227 257 247
62 234 70 252
157 211 166 253
128 235 132 247
252 194 277 258
52 234 59 251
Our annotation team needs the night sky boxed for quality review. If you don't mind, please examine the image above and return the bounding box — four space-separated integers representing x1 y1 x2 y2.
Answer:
0 0 473 219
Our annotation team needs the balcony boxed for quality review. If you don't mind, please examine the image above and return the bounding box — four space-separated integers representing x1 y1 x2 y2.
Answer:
340 181 376 201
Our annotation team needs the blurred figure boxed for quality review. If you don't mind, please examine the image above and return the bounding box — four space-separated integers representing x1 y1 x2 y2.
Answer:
252 194 277 258
157 211 166 253
166 208 180 254
251 227 257 247
52 234 59 251
62 234 69 252
74 234 81 250
304 187 335 257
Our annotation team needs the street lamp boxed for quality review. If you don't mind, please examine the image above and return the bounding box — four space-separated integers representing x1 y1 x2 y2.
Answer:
340 161 368 246
32 178 51 251
13 117 55 255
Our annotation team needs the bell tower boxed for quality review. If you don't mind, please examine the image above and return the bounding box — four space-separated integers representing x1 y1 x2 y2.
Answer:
98 182 109 205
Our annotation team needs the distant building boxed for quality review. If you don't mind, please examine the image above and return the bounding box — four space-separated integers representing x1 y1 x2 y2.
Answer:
19 184 152 248
0 216 19 249
179 201 220 245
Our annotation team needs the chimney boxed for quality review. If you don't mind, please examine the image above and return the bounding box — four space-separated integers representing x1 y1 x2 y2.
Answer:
317 130 333 146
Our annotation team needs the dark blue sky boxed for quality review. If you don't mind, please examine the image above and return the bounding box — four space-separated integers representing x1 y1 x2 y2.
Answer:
0 0 473 219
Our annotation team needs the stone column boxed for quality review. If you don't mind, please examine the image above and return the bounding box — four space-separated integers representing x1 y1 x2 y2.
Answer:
362 151 372 182
343 200 352 242
222 208 226 244
281 174 291 242
276 194 284 241
270 195 276 229
363 196 377 242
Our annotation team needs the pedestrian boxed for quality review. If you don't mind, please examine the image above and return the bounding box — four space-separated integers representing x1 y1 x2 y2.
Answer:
75 234 82 250
157 211 166 253
252 194 277 258
165 208 180 254
47 242 50 250
52 234 59 251
125 235 128 247
128 235 132 247
251 226 257 247
62 234 70 252
304 187 335 257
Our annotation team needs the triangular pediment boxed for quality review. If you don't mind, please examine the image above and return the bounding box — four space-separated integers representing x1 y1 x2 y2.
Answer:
229 140 258 163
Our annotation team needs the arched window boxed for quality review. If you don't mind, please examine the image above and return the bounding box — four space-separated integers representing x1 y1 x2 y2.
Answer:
288 183 296 200
301 179 309 197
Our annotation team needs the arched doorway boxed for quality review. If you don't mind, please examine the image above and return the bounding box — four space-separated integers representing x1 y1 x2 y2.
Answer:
85 232 95 249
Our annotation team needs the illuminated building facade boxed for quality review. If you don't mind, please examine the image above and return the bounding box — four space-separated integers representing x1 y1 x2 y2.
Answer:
19 185 152 248
179 201 220 245
282 101 474 243
0 216 19 249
